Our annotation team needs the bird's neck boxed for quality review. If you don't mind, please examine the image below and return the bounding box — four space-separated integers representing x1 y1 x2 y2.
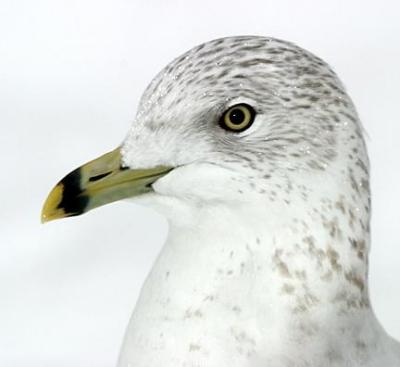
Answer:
120 184 386 365
163 194 371 318
140 191 372 325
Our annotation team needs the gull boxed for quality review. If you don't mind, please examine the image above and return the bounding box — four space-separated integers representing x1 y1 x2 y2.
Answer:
42 36 400 367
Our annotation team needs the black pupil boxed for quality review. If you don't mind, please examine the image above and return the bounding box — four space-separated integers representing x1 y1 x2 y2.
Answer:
229 108 245 125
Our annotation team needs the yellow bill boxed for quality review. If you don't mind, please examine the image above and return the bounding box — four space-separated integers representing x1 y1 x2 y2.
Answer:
41 147 172 223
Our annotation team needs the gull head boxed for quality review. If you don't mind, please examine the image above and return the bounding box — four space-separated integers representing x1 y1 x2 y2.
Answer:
42 36 369 222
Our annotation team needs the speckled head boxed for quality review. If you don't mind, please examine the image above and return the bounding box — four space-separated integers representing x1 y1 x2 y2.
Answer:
121 36 369 210
44 35 371 244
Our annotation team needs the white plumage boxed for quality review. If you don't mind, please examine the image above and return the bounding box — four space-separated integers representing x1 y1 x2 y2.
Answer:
117 36 400 366
46 36 400 366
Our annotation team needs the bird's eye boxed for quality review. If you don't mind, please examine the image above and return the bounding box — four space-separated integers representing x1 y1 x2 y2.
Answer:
219 104 256 132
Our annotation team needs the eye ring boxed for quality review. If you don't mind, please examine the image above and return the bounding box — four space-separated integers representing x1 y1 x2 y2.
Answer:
219 103 256 132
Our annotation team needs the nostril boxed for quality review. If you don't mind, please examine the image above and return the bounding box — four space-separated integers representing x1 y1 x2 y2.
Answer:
89 172 112 182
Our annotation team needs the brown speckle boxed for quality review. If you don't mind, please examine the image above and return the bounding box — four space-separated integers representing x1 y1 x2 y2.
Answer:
349 238 366 260
327 246 342 272
184 308 204 319
281 283 295 294
232 305 242 314
335 196 346 214
345 271 365 292
272 249 292 278
203 294 215 302
189 343 201 352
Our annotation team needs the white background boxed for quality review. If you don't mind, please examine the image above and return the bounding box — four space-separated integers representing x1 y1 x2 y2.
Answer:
1 0 399 366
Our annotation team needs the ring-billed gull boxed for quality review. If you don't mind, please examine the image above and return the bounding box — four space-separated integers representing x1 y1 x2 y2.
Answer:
42 36 400 367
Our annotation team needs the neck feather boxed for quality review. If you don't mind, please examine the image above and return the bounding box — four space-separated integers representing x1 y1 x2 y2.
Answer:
120 166 384 365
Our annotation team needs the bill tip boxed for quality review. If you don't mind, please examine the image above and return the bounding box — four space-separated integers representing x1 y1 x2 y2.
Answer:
41 184 65 224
